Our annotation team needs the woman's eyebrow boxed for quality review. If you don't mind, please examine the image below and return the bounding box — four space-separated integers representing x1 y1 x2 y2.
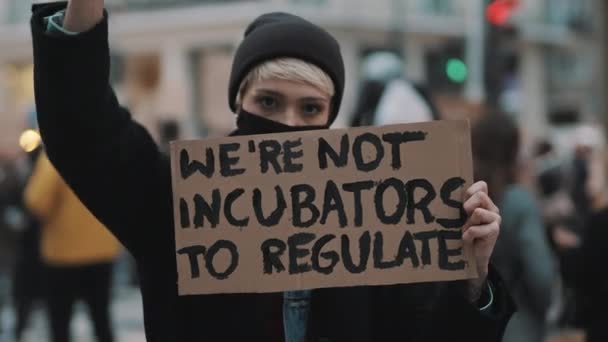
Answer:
254 89 285 98
298 96 329 103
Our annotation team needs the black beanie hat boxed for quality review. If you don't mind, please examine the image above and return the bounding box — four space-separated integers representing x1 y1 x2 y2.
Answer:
228 12 345 125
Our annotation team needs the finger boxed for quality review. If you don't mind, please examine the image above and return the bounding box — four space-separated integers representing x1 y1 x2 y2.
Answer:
464 191 499 215
465 181 488 201
462 222 500 244
463 208 501 231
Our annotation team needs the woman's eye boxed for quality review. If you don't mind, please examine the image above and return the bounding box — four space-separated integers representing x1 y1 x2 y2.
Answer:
258 96 277 109
303 104 321 115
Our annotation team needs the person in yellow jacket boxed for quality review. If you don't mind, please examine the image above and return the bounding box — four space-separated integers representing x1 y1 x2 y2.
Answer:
24 151 120 342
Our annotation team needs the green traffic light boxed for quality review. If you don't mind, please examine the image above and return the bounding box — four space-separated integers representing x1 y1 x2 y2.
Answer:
446 58 468 83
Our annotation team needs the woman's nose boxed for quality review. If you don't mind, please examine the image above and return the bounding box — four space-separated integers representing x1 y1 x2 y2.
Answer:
283 108 303 126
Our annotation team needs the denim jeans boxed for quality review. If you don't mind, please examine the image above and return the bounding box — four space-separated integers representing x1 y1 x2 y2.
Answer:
283 290 312 342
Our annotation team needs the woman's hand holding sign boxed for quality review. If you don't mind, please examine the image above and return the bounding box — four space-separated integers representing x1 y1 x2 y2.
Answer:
463 181 501 302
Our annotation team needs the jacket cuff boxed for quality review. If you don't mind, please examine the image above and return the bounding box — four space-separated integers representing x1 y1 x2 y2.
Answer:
478 280 494 311
429 265 515 341
31 2 107 46
45 10 80 36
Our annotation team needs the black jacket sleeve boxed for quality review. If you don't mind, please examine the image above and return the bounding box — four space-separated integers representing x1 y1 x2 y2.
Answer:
419 266 515 342
308 265 514 342
566 209 608 291
31 2 174 260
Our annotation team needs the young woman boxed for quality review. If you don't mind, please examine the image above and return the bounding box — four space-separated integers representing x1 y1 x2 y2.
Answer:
30 1 512 341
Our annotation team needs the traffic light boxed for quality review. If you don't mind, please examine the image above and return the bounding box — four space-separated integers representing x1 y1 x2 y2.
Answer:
486 0 519 26
426 40 466 94
445 58 468 83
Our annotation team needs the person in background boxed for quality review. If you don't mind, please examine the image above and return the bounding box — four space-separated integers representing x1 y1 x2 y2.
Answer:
350 51 439 128
24 151 121 342
543 125 606 329
568 139 593 232
372 76 439 126
350 51 402 127
472 113 557 342
6 111 45 341
561 201 608 342
0 155 22 338
554 125 607 332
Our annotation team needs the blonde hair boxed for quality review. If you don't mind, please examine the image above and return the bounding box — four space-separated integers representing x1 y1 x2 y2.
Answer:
236 58 335 106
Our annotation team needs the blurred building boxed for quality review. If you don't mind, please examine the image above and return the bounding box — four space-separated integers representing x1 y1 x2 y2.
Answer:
0 0 606 155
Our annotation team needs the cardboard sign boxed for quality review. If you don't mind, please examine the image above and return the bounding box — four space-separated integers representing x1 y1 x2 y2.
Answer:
170 120 477 295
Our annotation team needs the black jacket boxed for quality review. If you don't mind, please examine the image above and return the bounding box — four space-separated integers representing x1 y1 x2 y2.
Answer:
31 3 513 341
562 208 608 342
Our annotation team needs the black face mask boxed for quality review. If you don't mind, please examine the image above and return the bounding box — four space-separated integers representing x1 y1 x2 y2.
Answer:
230 109 328 136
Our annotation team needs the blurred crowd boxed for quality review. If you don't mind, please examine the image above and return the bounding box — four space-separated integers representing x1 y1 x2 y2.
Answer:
350 52 608 342
0 49 606 342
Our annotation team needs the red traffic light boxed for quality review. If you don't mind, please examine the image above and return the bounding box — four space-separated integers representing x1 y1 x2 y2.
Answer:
486 0 520 26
